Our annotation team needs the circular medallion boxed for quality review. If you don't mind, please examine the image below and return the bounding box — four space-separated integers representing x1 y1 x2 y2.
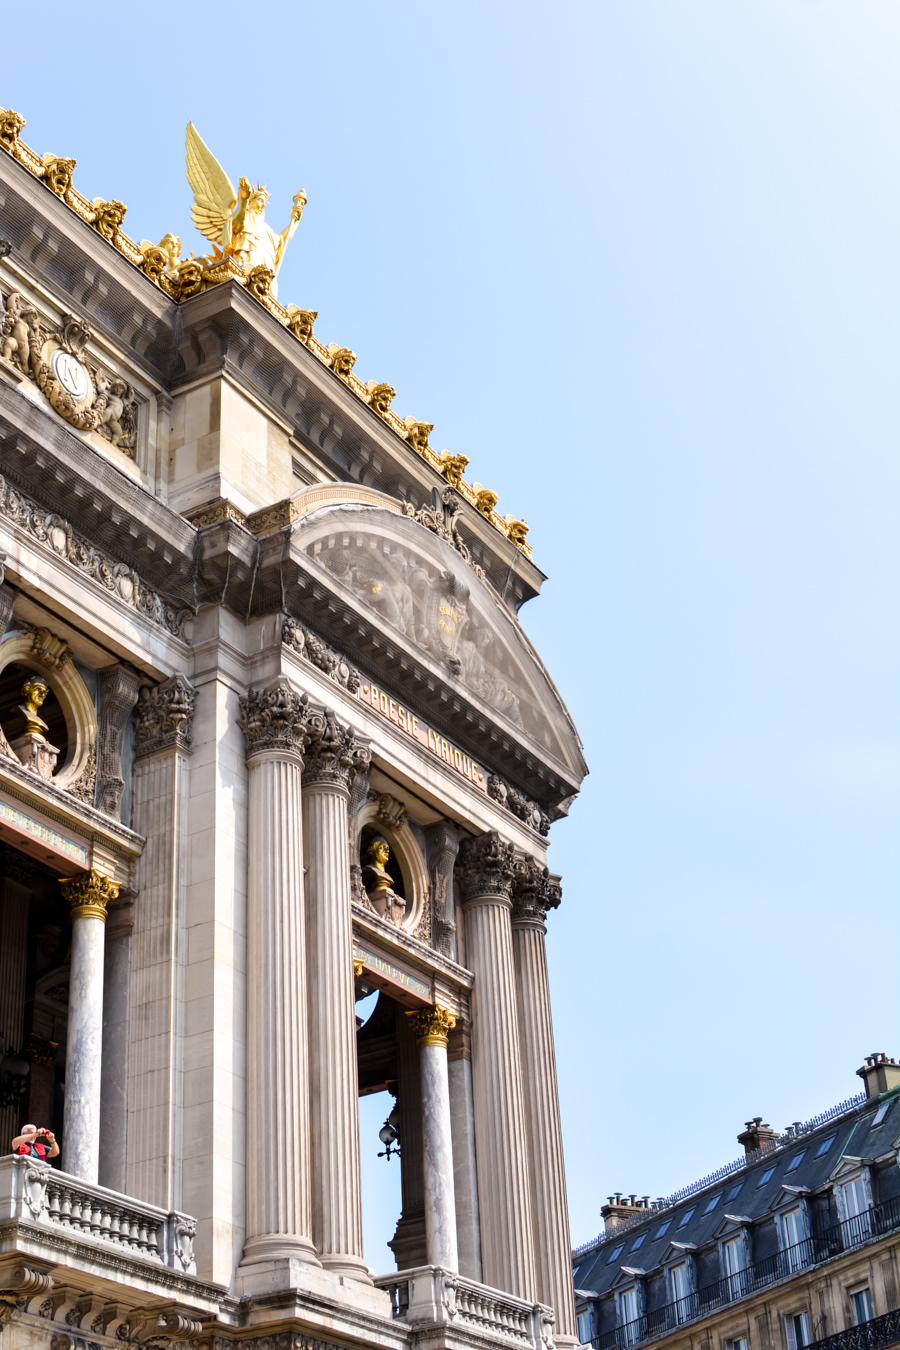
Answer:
49 347 90 403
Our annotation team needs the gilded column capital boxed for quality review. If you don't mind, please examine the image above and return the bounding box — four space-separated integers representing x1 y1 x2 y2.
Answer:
456 830 516 904
239 677 309 761
59 869 120 922
133 673 195 758
301 708 370 791
406 1004 457 1048
511 857 561 927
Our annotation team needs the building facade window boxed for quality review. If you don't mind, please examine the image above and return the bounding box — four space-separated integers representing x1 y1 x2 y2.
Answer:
839 1176 872 1243
785 1312 811 1350
852 1289 874 1326
577 1311 593 1344
726 1338 748 1350
620 1287 641 1346
670 1263 691 1322
723 1236 747 1299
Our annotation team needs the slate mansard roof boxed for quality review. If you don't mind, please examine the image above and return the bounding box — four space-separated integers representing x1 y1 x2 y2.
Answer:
572 1086 900 1302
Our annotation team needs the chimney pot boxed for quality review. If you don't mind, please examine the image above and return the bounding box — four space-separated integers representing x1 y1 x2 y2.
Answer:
857 1053 900 1100
737 1117 780 1155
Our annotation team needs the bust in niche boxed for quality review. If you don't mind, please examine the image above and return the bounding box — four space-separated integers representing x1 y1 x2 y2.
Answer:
19 673 50 736
362 837 407 929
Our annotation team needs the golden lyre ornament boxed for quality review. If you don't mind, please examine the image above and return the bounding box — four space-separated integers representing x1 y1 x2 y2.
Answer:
185 123 306 298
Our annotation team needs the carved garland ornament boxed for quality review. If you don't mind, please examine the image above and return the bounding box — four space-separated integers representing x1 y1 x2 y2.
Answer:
2 291 138 455
0 473 190 639
0 106 534 558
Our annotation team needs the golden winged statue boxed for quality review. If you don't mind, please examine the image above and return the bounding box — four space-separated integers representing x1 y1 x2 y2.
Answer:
185 123 306 297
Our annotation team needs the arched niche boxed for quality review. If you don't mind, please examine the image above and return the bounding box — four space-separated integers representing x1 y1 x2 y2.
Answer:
356 795 428 935
0 631 97 792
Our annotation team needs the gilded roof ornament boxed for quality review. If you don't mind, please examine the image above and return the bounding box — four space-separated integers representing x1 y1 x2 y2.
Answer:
366 382 396 416
327 345 357 380
473 484 499 517
185 123 305 298
438 451 469 488
404 417 433 454
286 306 317 344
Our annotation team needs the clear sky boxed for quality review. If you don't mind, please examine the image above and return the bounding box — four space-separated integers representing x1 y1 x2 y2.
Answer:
4 0 898 1266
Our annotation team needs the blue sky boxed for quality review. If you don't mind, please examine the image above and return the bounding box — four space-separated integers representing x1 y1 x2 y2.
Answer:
4 0 898 1264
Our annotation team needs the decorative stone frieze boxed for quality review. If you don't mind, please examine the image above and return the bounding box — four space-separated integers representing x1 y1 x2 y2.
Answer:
282 616 360 692
133 675 196 758
0 474 190 639
302 709 369 791
238 678 308 760
511 857 560 928
456 831 517 902
407 1004 457 1048
402 487 486 581
96 666 142 816
59 869 119 922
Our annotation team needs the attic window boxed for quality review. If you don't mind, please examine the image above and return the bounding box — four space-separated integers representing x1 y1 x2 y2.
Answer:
725 1182 743 1201
607 1244 625 1264
757 1166 776 1187
704 1194 720 1214
631 1234 646 1251
677 1207 695 1228
815 1134 836 1158
655 1220 671 1239
786 1150 806 1173
872 1101 893 1127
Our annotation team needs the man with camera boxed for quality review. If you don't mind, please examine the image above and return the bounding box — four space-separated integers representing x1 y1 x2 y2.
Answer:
11 1124 59 1161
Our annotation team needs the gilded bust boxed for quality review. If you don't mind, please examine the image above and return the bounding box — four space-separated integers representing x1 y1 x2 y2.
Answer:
19 673 50 737
362 838 407 929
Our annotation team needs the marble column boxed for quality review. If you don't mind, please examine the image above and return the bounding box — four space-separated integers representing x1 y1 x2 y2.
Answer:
407 1005 459 1273
512 863 577 1346
457 832 536 1301
0 849 33 1152
302 710 371 1281
447 1019 483 1281
238 679 319 1270
128 674 195 1211
60 870 120 1183
98 896 133 1193
389 1005 427 1269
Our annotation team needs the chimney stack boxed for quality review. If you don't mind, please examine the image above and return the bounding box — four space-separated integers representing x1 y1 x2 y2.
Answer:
601 1193 653 1233
857 1053 900 1100
737 1117 779 1155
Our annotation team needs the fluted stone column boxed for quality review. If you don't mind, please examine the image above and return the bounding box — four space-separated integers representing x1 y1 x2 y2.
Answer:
239 679 319 1271
60 870 120 1183
457 832 536 1301
302 711 371 1281
99 896 134 1193
512 863 577 1346
448 1018 483 1281
407 1005 459 1272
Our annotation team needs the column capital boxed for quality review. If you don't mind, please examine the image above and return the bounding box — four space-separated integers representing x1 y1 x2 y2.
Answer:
406 1004 457 1048
239 677 308 762
302 708 370 791
511 858 562 927
134 673 195 758
456 830 516 903
59 869 120 922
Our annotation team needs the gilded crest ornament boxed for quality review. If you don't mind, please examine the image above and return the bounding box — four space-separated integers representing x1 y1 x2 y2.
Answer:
185 123 306 298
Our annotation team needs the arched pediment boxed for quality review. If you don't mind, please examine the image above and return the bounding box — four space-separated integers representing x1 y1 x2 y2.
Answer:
289 494 587 787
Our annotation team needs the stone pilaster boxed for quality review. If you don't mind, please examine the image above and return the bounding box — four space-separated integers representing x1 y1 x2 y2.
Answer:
512 863 576 1345
456 832 536 1301
59 870 119 1183
406 1005 459 1273
127 675 195 1212
95 665 142 818
425 820 460 959
447 1018 483 1281
302 712 371 1281
238 679 319 1273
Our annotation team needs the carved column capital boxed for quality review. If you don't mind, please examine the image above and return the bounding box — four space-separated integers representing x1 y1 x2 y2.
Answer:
511 857 561 928
456 831 516 904
238 677 308 761
406 1004 457 1048
302 708 370 791
133 674 195 758
59 869 120 922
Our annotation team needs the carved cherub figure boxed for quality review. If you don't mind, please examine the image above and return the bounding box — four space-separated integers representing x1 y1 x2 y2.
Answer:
2 291 37 378
286 306 317 343
97 376 133 446
362 838 407 929
438 451 469 487
367 382 396 416
185 123 306 298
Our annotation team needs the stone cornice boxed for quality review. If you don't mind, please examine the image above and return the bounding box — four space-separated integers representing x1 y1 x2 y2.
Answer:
352 907 474 995
456 831 517 904
0 756 144 863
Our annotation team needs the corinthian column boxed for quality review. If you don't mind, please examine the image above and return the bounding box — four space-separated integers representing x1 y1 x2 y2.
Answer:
457 832 536 1301
60 869 120 1183
238 679 319 1271
512 863 577 1346
302 711 371 1281
407 1005 459 1272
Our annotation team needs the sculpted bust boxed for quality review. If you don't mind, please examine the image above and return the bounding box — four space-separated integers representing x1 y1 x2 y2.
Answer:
19 673 50 737
362 838 407 929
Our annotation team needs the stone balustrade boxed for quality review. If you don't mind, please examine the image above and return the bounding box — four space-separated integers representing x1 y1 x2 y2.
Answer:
0 1156 197 1274
374 1266 555 1350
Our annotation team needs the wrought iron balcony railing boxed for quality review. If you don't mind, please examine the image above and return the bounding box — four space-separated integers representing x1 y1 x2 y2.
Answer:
593 1195 900 1350
805 1308 900 1350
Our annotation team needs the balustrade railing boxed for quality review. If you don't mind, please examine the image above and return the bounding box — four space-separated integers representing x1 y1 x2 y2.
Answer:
373 1266 554 1349
0 1155 196 1274
592 1195 900 1350
805 1308 900 1350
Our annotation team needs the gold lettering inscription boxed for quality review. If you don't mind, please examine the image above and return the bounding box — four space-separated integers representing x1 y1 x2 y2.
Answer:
358 683 485 792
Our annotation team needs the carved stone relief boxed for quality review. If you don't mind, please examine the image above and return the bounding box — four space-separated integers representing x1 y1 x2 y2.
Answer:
133 675 195 758
282 616 360 691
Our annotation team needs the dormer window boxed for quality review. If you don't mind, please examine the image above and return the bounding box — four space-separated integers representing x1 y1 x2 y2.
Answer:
815 1134 836 1157
785 1150 805 1173
677 1207 695 1228
703 1194 720 1214
655 1220 671 1239
725 1182 743 1201
630 1233 646 1251
607 1243 625 1264
577 1311 593 1345
872 1100 893 1127
757 1165 776 1187
840 1176 873 1244
670 1262 692 1322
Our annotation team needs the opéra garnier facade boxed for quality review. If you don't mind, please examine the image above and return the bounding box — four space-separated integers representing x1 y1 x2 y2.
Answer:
0 109 587 1350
